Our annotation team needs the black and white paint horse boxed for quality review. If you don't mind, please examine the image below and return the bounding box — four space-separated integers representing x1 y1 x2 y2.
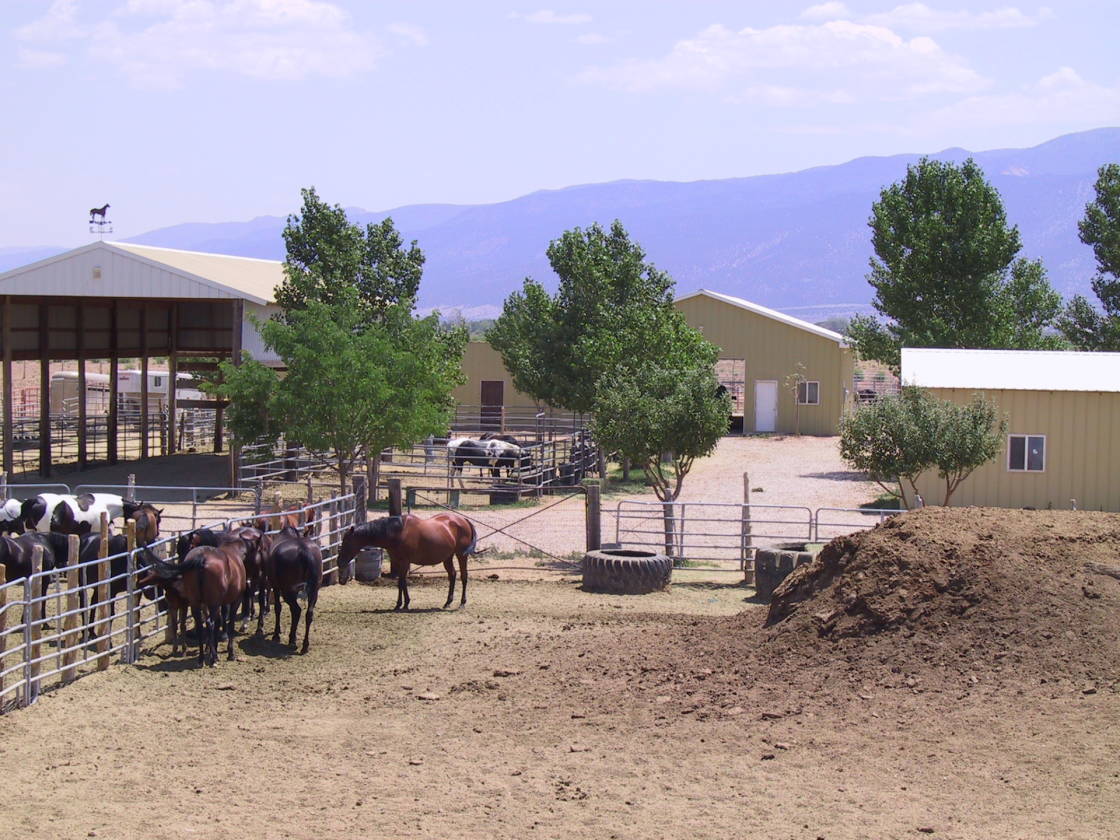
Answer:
447 437 529 487
20 493 139 536
1 499 24 534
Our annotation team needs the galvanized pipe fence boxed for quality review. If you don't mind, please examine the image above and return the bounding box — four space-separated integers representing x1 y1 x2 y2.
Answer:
610 500 900 571
0 491 356 715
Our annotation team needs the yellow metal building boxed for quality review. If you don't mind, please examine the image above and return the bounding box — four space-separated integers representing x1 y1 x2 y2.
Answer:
456 288 856 436
904 348 1120 512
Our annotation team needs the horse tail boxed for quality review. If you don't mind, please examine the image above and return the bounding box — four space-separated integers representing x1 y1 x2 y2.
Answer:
464 518 487 556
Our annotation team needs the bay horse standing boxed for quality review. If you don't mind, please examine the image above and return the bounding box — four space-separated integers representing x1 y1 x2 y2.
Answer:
138 530 253 666
262 525 322 653
337 512 480 611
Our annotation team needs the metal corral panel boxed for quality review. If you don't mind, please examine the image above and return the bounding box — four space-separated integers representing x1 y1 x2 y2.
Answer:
913 388 1120 512
674 292 853 435
453 341 538 408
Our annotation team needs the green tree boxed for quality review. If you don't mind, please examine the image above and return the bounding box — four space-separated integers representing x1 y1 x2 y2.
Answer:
839 387 1005 508
850 158 1064 368
219 301 465 493
593 360 729 556
212 354 281 444
276 186 424 323
489 221 696 414
1059 163 1120 350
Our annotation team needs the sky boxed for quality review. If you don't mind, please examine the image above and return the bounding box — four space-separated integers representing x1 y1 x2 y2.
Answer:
2 0 1118 248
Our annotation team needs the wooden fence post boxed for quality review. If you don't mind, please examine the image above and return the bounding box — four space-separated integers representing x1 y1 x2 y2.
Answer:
127 473 136 502
95 512 111 670
25 544 43 704
61 536 80 683
352 476 367 526
0 565 7 699
585 482 601 552
306 475 314 509
741 471 753 583
388 478 402 518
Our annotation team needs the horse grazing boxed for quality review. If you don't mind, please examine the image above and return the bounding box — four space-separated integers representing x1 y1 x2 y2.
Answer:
138 531 252 666
1 499 24 534
448 437 528 487
337 512 480 611
89 203 110 221
262 525 322 653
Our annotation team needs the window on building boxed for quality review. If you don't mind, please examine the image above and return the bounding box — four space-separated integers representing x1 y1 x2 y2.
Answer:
153 376 162 388
797 380 820 405
1008 434 1045 472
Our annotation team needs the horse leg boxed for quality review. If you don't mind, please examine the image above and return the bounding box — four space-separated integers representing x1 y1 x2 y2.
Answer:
394 560 410 611
300 589 316 655
443 558 456 609
287 593 301 648
458 552 469 607
225 605 237 661
272 586 283 642
255 582 266 636
197 608 208 666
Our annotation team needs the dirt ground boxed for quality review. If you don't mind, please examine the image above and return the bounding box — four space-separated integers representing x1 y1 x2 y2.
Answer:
2 506 1118 840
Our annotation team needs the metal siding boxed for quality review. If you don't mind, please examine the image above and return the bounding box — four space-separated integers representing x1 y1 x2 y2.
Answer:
913 388 1120 511
241 302 281 364
453 342 538 408
674 295 848 435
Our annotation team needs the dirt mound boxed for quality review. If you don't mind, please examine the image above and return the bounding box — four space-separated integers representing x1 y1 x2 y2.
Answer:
516 508 1120 716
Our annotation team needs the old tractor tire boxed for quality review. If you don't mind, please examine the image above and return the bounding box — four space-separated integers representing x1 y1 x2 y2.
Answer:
582 549 672 595
753 545 815 601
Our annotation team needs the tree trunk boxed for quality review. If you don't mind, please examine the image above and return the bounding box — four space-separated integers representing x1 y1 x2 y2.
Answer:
622 457 630 481
338 454 349 497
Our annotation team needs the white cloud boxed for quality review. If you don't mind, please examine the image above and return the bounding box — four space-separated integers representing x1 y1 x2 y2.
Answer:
580 20 987 102
16 0 380 87
16 48 68 70
575 32 610 46
510 10 593 25
864 3 1052 32
920 67 1120 130
388 22 429 47
800 2 852 21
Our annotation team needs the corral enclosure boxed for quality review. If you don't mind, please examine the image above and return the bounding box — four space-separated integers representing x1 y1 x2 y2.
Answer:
0 506 1117 839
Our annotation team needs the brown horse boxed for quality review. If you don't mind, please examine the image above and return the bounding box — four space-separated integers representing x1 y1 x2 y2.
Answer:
262 525 322 653
138 531 252 666
128 503 163 546
337 513 480 611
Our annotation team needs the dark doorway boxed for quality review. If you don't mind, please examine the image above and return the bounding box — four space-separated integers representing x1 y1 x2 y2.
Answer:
481 380 504 431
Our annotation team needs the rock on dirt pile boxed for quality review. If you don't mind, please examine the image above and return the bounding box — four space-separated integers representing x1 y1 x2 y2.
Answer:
764 507 1120 681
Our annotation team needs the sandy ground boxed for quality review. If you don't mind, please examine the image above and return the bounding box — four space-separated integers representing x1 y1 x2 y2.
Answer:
0 572 1116 840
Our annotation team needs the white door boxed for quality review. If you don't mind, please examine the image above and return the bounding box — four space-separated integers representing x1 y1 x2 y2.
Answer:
754 380 778 433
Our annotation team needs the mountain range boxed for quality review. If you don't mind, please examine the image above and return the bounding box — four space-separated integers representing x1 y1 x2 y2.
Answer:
6 127 1118 318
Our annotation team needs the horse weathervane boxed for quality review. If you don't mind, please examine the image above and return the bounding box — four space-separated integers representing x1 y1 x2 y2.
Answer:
88 203 112 237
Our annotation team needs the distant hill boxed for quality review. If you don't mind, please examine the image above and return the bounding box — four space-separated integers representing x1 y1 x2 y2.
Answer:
5 128 1117 313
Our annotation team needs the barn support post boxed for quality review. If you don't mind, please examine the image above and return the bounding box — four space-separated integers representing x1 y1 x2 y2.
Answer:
61 536 80 683
388 478 402 517
1 296 12 475
227 299 243 486
108 301 119 465
37 304 51 477
75 305 87 469
140 305 149 460
584 481 601 552
166 302 179 455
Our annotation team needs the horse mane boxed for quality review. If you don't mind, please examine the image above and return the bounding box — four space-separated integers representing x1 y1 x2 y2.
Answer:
355 516 404 541
148 554 205 581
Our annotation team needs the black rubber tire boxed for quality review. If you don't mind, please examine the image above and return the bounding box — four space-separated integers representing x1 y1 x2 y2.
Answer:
582 549 672 595
753 548 814 600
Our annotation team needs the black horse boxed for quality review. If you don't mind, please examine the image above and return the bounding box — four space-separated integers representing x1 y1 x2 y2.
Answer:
0 532 72 622
76 534 159 638
262 525 322 653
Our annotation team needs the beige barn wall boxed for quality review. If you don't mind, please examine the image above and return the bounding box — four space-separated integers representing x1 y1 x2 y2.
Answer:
913 388 1120 512
674 296 854 435
453 341 539 408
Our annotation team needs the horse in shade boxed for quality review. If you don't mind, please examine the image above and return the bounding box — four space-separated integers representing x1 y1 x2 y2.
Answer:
337 512 480 611
261 525 322 653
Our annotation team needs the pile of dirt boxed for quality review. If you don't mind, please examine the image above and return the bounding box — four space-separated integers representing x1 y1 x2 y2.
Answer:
519 507 1120 714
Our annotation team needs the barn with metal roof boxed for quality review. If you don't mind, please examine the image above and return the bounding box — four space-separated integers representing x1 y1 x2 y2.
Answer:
903 347 1120 511
0 241 284 477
